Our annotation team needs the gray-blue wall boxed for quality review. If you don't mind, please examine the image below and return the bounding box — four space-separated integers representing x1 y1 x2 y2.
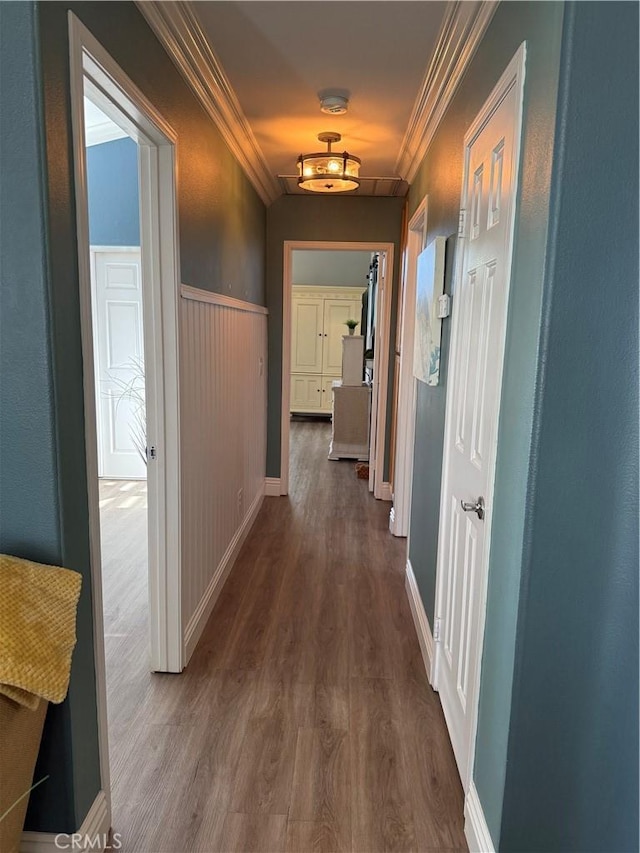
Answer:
500 3 639 850
86 137 139 247
1 0 266 833
407 3 565 841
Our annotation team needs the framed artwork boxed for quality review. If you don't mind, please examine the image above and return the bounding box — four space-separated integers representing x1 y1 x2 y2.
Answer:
413 236 447 385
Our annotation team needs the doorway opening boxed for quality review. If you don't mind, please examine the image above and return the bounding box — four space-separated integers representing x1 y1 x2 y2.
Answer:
281 241 394 501
68 12 182 819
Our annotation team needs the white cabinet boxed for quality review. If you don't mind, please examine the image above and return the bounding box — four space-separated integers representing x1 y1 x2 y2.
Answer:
290 374 322 410
290 286 364 414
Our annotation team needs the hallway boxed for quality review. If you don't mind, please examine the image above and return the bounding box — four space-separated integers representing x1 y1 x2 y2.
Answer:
108 420 465 852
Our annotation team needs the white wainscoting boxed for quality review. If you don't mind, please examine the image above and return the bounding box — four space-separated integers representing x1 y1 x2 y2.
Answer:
180 285 267 662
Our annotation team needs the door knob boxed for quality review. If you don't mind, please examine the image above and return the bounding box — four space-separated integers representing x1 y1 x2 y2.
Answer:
461 496 485 520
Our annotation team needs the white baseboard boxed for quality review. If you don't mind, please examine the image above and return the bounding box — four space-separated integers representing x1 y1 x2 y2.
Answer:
464 782 495 853
264 477 282 497
378 481 393 502
184 487 264 662
405 559 436 687
21 790 110 852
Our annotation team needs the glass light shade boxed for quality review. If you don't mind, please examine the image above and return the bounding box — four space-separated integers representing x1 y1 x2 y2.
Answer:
297 151 361 193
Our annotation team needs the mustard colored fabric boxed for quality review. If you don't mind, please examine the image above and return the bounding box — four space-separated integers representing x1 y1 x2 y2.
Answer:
0 555 82 709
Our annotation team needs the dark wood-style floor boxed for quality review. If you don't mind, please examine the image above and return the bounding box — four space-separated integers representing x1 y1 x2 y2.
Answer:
100 421 466 852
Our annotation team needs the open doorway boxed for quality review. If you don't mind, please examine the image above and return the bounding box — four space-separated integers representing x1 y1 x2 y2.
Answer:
68 13 182 821
83 94 151 781
281 241 394 500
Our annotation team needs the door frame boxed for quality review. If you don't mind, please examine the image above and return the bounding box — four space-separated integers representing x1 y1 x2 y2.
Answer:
390 195 429 537
280 240 394 499
68 12 183 805
433 43 526 790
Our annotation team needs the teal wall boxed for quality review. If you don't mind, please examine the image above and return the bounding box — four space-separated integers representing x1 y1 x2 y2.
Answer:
86 137 140 247
265 194 404 480
0 0 266 832
500 3 639 850
406 3 564 841
0 3 81 830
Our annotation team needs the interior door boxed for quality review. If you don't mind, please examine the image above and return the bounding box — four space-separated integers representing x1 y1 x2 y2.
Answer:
290 374 322 411
91 248 146 479
291 297 323 374
435 65 523 785
322 299 359 375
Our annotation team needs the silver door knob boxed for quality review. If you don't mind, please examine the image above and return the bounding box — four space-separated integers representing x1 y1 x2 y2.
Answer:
461 496 485 520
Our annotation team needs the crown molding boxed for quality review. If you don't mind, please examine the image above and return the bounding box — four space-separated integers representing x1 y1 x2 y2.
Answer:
136 0 280 205
395 0 499 183
85 121 127 147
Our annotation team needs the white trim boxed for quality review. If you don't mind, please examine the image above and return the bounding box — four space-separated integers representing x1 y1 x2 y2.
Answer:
390 195 428 538
85 121 127 147
21 791 110 852
184 488 264 663
280 241 394 500
89 244 140 253
136 1 279 205
405 559 436 687
464 783 496 853
180 283 268 316
265 477 282 497
68 12 184 812
378 481 393 502
433 44 527 790
396 1 499 183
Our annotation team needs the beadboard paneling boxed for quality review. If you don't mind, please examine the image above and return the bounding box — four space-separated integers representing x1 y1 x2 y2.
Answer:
180 287 267 659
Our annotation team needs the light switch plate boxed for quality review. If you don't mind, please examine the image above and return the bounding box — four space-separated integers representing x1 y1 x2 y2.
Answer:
437 294 451 319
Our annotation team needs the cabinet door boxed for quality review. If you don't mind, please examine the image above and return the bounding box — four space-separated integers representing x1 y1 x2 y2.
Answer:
322 300 361 375
292 297 323 374
290 374 322 412
320 377 337 413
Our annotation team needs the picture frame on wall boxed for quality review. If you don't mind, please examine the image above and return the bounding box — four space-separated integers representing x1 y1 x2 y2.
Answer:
413 236 447 386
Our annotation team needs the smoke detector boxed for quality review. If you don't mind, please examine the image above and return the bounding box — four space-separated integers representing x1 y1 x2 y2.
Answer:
319 94 349 116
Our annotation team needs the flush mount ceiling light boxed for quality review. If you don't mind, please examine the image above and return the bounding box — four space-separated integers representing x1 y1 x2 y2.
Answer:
297 132 361 194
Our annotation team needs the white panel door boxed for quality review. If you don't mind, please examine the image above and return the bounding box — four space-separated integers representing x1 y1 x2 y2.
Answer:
320 376 337 413
291 297 323 374
92 249 146 479
290 374 322 411
322 299 360 375
435 60 523 785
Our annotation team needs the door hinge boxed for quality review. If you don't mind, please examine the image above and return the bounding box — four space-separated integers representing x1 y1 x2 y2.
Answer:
458 209 466 239
433 617 442 642
146 445 157 460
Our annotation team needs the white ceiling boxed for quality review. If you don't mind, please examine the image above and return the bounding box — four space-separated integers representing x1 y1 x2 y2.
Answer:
192 1 448 185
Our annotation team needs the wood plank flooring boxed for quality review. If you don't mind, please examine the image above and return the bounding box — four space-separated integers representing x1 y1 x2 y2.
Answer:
100 421 466 852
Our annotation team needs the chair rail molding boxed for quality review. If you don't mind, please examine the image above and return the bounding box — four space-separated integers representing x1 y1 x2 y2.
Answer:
395 0 499 182
136 0 280 205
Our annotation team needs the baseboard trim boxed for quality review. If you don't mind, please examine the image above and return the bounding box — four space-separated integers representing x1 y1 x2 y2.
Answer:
378 481 393 502
184 488 264 663
264 477 282 497
21 790 110 852
464 782 495 853
405 559 436 687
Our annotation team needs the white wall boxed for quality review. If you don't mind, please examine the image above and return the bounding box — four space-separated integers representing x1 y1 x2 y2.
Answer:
292 249 371 287
179 288 267 660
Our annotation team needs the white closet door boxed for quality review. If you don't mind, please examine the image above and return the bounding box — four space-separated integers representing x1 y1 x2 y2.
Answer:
290 374 322 411
91 249 146 479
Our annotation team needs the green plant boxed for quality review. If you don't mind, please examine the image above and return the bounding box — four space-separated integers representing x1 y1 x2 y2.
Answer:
103 356 147 465
345 318 358 330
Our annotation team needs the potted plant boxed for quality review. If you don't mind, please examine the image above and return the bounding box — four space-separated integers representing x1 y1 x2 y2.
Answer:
345 319 359 336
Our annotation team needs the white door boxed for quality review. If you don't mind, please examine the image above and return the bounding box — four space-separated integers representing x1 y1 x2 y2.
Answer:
322 299 360 375
291 297 323 374
435 50 524 785
91 248 146 479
